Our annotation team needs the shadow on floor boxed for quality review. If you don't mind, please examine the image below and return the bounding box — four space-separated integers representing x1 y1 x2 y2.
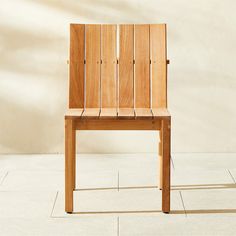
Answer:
74 183 236 192
172 183 236 191
68 183 236 215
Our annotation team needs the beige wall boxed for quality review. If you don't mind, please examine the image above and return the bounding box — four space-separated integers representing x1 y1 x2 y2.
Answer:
0 0 235 153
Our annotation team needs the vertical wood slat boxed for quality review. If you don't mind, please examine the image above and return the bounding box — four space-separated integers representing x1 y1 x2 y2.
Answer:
101 24 117 108
69 24 85 108
85 25 101 108
119 24 134 108
134 24 150 108
150 24 167 108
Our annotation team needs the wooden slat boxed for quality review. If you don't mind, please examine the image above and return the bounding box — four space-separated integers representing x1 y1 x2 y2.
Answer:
82 108 100 118
75 119 161 130
134 24 150 108
119 24 134 108
65 108 83 118
69 24 85 108
118 108 135 119
152 108 170 117
100 108 117 118
162 118 171 213
150 24 167 108
135 108 153 119
85 25 101 108
101 24 117 108
65 118 75 212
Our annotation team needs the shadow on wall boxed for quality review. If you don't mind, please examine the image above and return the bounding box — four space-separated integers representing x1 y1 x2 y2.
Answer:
0 95 64 153
0 0 159 153
0 23 66 77
30 0 152 23
1 0 236 153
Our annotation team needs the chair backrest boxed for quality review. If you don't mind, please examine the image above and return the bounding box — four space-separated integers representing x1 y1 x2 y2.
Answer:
69 24 167 109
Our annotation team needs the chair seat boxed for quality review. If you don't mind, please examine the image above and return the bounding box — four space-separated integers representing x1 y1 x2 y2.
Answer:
65 108 170 119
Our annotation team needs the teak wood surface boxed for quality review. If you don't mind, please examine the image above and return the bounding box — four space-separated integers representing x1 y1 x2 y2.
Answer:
65 24 171 214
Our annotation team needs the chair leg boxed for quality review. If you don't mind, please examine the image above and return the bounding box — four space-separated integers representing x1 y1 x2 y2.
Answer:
159 129 163 190
161 118 171 213
65 118 76 213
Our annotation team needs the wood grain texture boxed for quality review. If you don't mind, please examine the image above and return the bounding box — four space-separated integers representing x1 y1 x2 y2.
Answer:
162 118 171 213
101 25 117 108
134 24 150 108
159 129 163 190
82 108 100 118
69 24 85 108
118 108 135 119
100 108 117 118
66 23 171 214
65 118 75 212
75 119 161 130
152 108 170 117
65 108 83 119
119 24 134 108
85 25 101 108
150 24 167 108
135 108 153 118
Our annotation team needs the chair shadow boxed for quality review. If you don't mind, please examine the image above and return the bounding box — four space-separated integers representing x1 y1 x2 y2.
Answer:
171 183 236 191
71 183 236 215
173 209 236 214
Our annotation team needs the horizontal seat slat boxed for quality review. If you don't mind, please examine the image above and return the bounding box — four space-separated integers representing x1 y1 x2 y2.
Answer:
135 108 153 119
82 108 100 118
118 108 135 119
65 108 84 118
100 108 117 118
65 108 170 120
152 108 170 117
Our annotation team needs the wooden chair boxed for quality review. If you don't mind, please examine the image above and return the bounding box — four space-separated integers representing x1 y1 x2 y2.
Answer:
65 24 171 213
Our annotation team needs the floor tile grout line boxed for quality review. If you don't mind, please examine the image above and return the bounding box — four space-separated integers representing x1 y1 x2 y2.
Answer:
0 171 9 186
227 169 236 184
179 191 187 217
118 171 120 192
170 155 175 170
117 216 120 236
50 191 59 217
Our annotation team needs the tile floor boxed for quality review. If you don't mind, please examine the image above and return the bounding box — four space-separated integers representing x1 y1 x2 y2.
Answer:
0 153 236 235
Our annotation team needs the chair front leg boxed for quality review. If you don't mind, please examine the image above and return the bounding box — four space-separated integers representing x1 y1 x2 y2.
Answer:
159 129 163 190
65 118 76 213
161 118 171 213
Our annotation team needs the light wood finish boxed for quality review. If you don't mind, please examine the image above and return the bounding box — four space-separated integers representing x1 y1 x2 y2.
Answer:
134 24 150 108
65 118 76 213
82 108 100 118
65 108 83 118
162 118 171 213
101 25 117 108
150 24 167 108
152 108 170 117
66 23 171 214
75 119 161 130
135 108 153 118
119 24 134 108
118 108 135 119
85 25 101 108
159 129 163 190
69 24 85 108
100 108 117 118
